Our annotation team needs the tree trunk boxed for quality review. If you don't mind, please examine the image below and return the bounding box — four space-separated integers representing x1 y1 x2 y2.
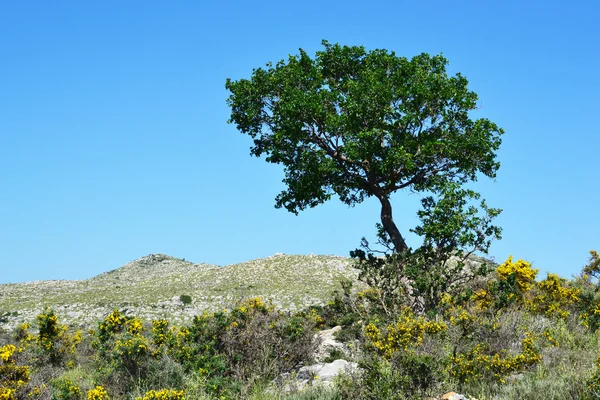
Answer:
378 195 409 253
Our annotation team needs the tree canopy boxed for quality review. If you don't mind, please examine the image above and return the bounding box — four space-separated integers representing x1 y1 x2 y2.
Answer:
226 41 503 253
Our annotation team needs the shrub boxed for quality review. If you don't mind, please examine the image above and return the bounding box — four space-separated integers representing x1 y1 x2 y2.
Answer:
449 332 542 385
528 273 580 319
0 344 31 400
87 386 109 400
135 389 184 400
35 307 82 366
496 256 538 293
339 354 443 400
222 299 318 382
179 295 192 306
96 309 129 344
364 307 447 359
50 377 82 400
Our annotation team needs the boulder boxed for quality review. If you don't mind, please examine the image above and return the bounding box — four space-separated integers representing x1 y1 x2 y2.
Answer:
298 359 358 385
313 326 348 362
273 359 358 393
440 392 472 400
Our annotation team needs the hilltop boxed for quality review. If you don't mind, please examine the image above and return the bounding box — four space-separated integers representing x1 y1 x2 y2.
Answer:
0 253 358 331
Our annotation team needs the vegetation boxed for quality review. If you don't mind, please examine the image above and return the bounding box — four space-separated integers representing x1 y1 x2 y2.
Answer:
1 254 600 399
0 254 358 331
179 295 192 306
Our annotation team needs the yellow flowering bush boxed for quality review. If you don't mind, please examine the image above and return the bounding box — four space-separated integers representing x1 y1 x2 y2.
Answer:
97 309 129 343
0 344 30 396
365 307 447 359
447 305 477 330
496 256 538 293
229 297 274 323
27 384 46 398
87 386 109 400
472 288 494 310
0 388 16 400
15 323 35 346
97 332 152 381
34 307 82 366
127 318 144 335
114 335 149 359
308 308 324 328
450 332 541 384
93 309 156 392
135 389 185 400
150 320 170 347
528 273 580 319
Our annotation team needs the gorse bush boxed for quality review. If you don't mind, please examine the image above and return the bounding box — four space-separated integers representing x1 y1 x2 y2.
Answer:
364 307 447 358
0 344 30 399
496 256 538 293
35 306 82 367
449 332 541 385
87 386 109 400
527 273 580 319
135 389 184 400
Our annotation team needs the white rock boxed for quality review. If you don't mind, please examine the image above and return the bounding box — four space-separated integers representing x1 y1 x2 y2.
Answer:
298 359 357 382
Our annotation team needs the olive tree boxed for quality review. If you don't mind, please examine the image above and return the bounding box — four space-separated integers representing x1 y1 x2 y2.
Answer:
226 41 502 257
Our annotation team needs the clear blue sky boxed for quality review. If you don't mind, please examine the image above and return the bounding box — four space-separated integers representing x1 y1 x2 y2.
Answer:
1 1 598 284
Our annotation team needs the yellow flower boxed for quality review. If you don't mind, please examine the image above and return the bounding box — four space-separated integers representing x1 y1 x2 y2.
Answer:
87 386 109 400
496 256 538 292
135 389 184 400
0 344 16 362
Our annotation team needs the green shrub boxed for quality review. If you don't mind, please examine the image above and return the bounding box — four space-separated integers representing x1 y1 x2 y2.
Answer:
50 377 81 400
179 295 192 305
35 307 82 367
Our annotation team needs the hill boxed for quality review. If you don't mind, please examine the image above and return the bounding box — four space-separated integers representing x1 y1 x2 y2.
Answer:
0 253 358 330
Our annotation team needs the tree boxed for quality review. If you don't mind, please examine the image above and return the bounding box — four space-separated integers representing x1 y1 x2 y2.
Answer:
226 41 503 254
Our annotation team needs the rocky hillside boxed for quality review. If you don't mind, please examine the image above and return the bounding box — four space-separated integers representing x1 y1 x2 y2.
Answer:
0 253 358 331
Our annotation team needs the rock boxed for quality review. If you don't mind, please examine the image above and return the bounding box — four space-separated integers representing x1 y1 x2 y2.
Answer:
157 296 183 308
298 359 357 383
273 359 358 394
313 326 348 362
441 392 472 400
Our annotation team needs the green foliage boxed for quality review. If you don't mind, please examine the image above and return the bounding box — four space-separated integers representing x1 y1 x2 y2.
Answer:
76 298 318 398
339 355 443 400
348 177 501 315
179 295 192 305
6 251 600 400
0 312 17 325
583 250 600 282
50 377 82 400
323 348 347 364
226 40 503 253
36 307 82 366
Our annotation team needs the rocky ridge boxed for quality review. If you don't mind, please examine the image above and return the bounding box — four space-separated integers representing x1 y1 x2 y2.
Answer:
0 253 358 331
